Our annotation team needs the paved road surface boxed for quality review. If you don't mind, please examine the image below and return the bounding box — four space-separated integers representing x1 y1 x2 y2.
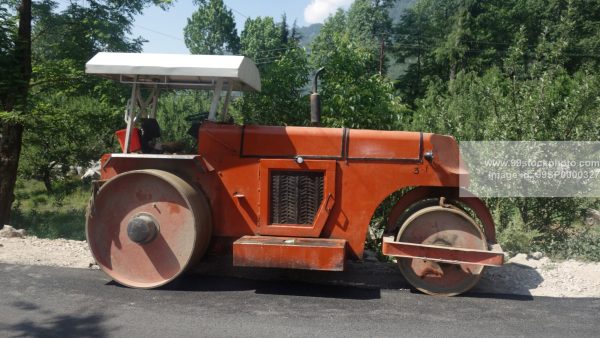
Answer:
0 263 598 337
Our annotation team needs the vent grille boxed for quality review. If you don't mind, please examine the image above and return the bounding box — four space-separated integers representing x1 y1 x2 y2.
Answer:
270 171 324 225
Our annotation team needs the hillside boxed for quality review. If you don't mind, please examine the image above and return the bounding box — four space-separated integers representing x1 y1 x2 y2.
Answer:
296 0 416 47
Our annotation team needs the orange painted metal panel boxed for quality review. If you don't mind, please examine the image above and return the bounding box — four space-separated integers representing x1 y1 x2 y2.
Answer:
347 129 421 160
242 125 343 158
382 237 504 266
233 235 346 271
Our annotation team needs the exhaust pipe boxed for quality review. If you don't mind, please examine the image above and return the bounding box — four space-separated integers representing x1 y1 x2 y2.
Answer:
310 67 325 126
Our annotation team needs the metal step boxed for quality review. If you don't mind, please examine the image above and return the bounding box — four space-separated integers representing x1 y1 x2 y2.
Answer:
233 236 346 271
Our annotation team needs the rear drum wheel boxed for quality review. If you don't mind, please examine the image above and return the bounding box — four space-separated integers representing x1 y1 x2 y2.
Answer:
396 204 487 296
86 169 211 289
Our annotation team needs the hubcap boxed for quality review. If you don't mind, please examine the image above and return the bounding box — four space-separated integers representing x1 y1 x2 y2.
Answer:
127 214 159 244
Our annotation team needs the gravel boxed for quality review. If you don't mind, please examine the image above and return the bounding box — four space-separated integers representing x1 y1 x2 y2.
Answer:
1 229 598 298
0 235 95 269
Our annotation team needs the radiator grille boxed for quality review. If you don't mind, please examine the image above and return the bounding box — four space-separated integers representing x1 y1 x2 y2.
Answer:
270 171 324 225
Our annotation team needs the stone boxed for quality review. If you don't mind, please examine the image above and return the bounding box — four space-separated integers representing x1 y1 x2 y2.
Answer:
509 253 528 264
530 251 544 260
585 208 600 226
0 225 26 239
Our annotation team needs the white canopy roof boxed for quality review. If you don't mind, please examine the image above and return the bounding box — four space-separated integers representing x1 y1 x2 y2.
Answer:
85 52 261 92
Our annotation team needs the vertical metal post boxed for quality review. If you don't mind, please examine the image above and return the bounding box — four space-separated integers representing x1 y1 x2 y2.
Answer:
208 79 223 121
149 85 159 119
221 84 232 121
124 81 138 153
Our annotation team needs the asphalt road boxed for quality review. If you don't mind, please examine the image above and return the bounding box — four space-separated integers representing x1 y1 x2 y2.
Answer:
0 263 598 338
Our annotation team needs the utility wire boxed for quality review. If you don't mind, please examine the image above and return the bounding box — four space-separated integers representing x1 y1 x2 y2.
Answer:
135 24 185 42
230 7 248 19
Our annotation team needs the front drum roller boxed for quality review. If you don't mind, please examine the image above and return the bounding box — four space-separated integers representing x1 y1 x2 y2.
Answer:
396 204 487 296
86 169 212 289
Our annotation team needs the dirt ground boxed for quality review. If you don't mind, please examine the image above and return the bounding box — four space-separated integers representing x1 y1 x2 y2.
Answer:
1 234 599 298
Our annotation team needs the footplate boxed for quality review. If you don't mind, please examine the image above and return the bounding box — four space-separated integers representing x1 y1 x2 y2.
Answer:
233 236 346 271
382 236 504 266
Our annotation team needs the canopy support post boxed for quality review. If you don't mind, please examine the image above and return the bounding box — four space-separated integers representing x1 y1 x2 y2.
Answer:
208 79 223 121
124 79 138 154
221 84 232 121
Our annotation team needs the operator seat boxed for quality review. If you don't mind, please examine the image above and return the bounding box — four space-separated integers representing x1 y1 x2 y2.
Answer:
140 118 161 153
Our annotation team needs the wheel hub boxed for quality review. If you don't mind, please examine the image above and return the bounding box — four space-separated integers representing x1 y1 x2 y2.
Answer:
127 214 159 244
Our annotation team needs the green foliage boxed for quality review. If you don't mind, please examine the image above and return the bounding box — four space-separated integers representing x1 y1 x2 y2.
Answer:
346 0 395 73
11 178 89 240
0 4 16 64
235 16 310 125
310 6 411 130
184 0 240 54
398 0 600 259
156 90 209 149
240 16 287 62
18 95 120 189
540 225 600 261
496 207 542 255
0 3 22 112
15 0 169 191
395 0 600 105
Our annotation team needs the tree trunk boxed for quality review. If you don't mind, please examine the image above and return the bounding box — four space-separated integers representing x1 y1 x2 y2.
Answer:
0 0 32 228
449 62 457 81
0 123 24 226
42 167 53 193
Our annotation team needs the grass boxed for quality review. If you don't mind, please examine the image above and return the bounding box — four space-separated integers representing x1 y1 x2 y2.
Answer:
10 178 90 240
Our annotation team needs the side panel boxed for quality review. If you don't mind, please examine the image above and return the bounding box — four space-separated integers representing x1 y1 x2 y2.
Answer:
241 125 344 158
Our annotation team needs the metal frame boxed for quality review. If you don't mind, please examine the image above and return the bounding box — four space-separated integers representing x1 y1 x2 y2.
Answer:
119 74 225 89
101 154 206 171
123 79 160 153
382 236 504 266
121 78 234 152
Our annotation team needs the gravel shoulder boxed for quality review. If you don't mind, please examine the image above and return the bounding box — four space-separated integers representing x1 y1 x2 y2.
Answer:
1 235 599 298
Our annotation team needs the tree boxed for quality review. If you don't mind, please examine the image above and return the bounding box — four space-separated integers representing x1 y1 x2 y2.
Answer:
0 0 32 228
235 16 310 126
184 0 240 55
0 0 172 226
393 0 600 105
312 31 410 129
309 5 410 130
409 0 600 241
346 0 395 73
19 95 120 191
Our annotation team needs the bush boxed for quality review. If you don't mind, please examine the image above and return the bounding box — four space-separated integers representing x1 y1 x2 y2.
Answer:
538 225 600 261
496 211 541 255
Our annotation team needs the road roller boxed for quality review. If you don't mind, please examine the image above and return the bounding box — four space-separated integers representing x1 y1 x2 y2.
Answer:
84 52 504 295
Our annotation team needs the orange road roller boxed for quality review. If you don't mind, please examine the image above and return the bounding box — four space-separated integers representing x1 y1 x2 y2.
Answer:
84 52 504 296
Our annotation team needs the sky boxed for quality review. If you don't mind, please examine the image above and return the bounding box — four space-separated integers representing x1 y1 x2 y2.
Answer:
131 0 354 54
